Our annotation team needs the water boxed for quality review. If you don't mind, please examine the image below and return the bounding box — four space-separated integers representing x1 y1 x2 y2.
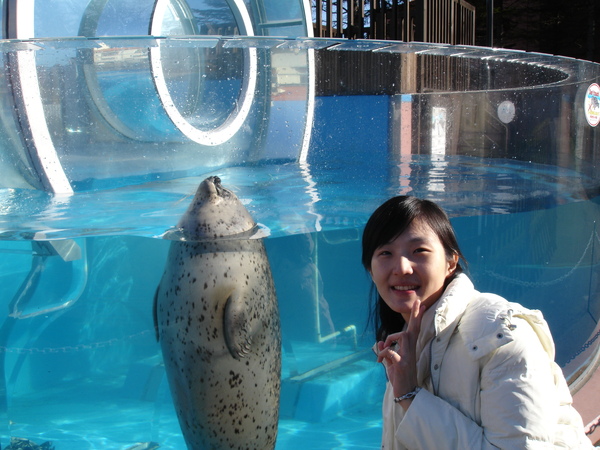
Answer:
0 155 598 448
0 155 594 240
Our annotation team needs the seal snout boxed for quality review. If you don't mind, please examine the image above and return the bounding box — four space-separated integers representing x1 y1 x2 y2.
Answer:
202 175 219 190
201 176 230 197
207 176 222 187
197 176 222 200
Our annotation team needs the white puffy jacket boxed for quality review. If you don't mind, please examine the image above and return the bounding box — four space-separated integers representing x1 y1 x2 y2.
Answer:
381 273 593 449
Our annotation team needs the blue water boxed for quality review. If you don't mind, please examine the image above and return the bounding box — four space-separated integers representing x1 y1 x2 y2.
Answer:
0 155 598 448
0 155 594 240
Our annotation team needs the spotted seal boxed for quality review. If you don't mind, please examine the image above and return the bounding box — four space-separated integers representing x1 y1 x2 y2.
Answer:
153 176 281 449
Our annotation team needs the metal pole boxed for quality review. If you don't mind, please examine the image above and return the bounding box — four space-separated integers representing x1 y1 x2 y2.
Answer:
487 0 493 47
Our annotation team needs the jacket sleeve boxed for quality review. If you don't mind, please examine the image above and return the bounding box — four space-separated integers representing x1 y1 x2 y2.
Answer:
395 316 561 449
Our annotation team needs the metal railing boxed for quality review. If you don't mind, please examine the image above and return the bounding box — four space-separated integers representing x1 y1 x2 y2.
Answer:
312 0 475 45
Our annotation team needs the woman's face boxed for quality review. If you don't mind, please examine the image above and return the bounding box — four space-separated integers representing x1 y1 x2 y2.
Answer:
369 218 458 321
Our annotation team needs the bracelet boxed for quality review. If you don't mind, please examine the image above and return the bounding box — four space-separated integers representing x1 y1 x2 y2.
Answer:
393 387 422 403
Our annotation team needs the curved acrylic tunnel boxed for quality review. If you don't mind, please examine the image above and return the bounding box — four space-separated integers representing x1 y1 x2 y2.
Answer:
0 0 314 193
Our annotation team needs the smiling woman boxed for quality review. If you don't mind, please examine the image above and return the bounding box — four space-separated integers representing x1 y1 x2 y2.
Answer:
362 196 465 337
362 196 593 449
367 209 459 324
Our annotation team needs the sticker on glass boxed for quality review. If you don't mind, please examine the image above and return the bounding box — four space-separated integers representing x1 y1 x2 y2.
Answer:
585 83 600 127
497 100 515 124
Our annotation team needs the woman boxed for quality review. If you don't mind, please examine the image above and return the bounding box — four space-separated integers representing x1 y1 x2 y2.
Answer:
362 196 592 449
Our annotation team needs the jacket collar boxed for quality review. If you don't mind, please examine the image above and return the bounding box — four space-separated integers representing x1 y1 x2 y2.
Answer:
432 273 474 335
415 273 475 387
416 273 474 350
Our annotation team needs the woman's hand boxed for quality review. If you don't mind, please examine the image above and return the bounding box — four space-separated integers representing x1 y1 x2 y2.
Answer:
376 300 425 410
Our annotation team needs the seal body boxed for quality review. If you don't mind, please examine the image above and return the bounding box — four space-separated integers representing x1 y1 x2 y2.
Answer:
154 176 281 449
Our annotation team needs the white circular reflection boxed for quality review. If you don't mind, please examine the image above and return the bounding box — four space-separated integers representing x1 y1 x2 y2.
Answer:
497 100 516 124
150 0 258 146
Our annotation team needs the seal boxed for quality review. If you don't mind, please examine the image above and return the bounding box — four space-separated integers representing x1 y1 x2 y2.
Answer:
153 176 281 449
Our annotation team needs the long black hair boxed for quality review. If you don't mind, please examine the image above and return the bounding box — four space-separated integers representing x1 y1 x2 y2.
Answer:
361 196 467 341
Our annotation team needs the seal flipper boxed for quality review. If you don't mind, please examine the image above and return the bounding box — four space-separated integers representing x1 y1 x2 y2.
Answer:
223 290 259 359
152 287 160 342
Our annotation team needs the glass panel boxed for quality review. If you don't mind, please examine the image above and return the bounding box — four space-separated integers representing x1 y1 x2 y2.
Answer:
152 1 246 130
263 0 302 22
0 37 597 449
157 0 198 35
94 0 157 35
260 0 306 36
23 0 310 39
187 0 241 35
33 0 90 37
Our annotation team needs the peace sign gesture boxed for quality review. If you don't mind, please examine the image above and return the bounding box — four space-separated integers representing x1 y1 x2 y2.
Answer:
375 299 426 410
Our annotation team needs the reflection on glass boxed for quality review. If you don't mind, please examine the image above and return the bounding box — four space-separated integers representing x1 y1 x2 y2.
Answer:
95 0 157 36
158 44 244 129
157 0 198 35
149 0 256 144
33 0 90 37
187 0 241 35
431 106 447 156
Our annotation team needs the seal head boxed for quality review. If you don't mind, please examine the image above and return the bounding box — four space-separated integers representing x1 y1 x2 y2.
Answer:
176 176 256 240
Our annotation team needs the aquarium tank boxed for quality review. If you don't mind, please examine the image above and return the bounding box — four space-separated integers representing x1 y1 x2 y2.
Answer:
0 0 598 448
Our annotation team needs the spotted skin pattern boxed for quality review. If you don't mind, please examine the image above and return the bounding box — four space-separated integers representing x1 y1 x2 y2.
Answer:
154 177 281 449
